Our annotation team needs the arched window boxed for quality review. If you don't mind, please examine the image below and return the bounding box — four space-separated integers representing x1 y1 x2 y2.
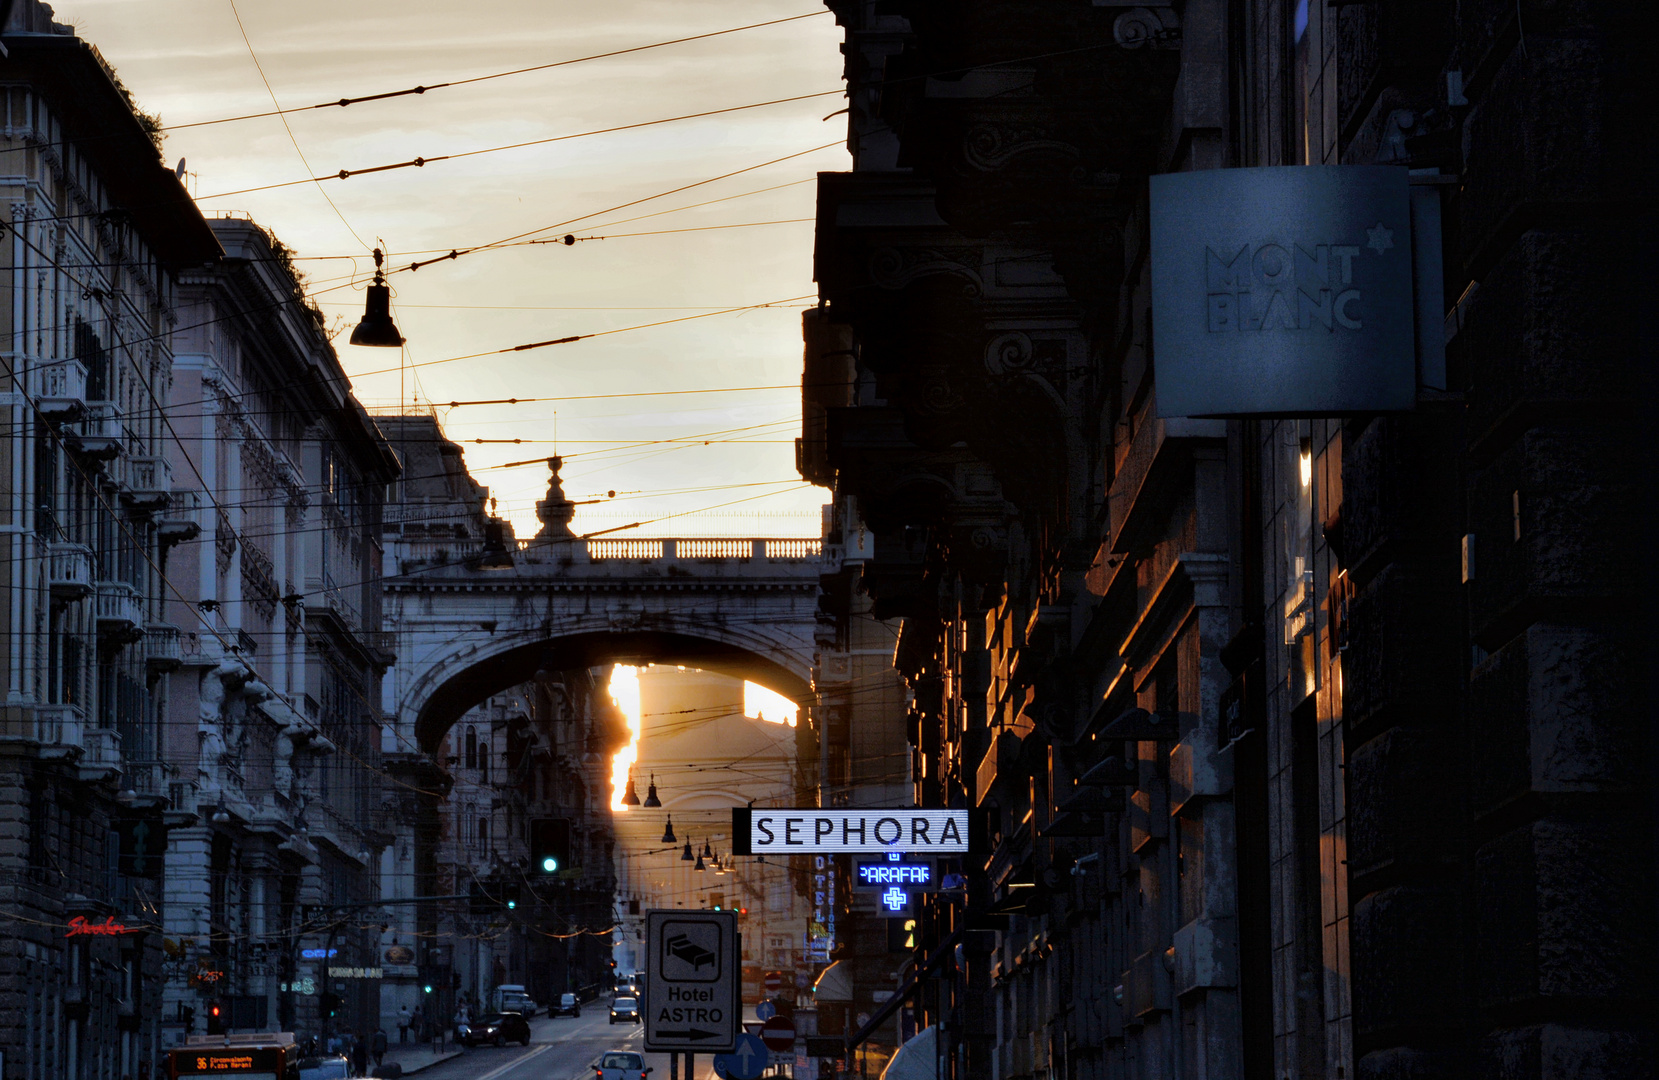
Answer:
479 739 491 784
478 816 490 848
464 726 477 770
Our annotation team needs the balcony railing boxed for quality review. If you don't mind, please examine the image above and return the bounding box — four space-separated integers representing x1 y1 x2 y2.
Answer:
143 623 182 671
124 456 172 508
47 542 95 600
94 581 145 639
30 702 86 752
39 359 88 419
80 726 122 779
584 537 824 561
75 402 123 458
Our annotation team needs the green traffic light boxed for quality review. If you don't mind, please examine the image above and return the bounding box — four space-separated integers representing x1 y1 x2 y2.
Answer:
541 856 558 873
423 984 433 994
507 900 517 909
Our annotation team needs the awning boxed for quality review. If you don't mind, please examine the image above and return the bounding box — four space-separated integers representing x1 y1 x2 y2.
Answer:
814 960 853 1002
879 1026 940 1080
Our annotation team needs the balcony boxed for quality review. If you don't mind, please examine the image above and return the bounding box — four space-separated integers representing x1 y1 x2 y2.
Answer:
124 456 172 509
74 402 123 459
94 581 145 642
38 359 88 419
47 542 95 600
143 622 182 671
79 725 122 780
29 702 86 756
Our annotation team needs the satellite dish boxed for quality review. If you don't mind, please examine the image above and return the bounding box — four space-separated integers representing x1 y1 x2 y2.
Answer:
175 158 187 179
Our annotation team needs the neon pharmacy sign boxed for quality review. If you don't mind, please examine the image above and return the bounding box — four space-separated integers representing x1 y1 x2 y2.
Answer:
733 809 968 854
854 861 934 890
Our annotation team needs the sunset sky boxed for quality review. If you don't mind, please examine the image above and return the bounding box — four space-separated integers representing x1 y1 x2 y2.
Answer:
64 0 848 537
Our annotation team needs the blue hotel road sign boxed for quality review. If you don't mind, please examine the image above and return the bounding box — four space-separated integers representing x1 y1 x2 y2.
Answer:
1150 166 1419 418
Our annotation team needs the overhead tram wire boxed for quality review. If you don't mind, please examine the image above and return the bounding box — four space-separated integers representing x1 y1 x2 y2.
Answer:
162 11 830 131
227 0 373 252
192 93 846 204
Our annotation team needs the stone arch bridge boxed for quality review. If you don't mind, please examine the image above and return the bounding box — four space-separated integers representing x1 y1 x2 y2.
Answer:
383 534 826 755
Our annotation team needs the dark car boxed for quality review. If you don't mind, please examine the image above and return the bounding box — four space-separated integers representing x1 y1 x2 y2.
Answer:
555 992 582 1017
461 1012 532 1047
609 996 641 1024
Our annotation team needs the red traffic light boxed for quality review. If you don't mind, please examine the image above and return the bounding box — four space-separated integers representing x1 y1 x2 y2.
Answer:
208 1004 222 1017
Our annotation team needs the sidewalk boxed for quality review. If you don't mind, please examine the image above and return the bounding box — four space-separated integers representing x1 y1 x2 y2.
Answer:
374 1040 466 1076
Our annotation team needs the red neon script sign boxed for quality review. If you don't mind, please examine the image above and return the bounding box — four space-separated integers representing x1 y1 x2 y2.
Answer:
66 915 131 937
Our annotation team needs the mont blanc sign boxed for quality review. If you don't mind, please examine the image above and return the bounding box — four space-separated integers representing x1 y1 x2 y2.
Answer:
1150 165 1417 417
732 808 969 855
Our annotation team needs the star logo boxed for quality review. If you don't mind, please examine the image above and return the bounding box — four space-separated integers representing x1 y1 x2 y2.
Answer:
1366 222 1394 254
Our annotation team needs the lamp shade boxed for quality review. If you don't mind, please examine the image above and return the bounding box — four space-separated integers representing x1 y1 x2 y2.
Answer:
349 282 404 347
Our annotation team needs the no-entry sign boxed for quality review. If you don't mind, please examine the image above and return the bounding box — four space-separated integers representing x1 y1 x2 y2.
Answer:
764 971 784 994
761 1015 796 1053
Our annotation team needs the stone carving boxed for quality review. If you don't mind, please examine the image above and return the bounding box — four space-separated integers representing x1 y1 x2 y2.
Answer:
1113 7 1181 49
867 246 985 294
272 723 309 801
962 123 1080 172
535 456 579 540
197 658 243 790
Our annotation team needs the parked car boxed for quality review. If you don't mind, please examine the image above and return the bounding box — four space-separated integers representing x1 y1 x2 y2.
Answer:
502 991 538 1017
555 992 582 1017
460 1012 533 1047
609 996 641 1024
594 1050 652 1080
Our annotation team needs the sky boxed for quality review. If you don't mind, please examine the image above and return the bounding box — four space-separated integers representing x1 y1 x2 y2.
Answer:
62 0 848 538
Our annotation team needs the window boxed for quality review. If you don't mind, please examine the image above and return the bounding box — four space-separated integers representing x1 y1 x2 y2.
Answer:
478 817 490 849
465 726 477 770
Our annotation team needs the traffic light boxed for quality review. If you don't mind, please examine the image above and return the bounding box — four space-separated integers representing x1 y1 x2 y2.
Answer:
206 1001 225 1034
320 992 341 1019
116 816 167 877
180 1004 196 1034
503 882 522 910
529 818 571 875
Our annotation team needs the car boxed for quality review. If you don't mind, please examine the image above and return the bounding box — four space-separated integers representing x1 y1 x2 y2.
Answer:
665 933 716 970
609 996 641 1024
502 991 538 1018
296 1056 352 1080
555 992 582 1017
460 1012 533 1047
594 1050 652 1080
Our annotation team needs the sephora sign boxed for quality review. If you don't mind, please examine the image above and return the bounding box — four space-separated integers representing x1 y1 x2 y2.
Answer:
1150 166 1425 417
732 808 969 855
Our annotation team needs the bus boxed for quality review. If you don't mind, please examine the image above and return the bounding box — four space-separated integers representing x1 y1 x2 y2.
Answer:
167 1033 300 1080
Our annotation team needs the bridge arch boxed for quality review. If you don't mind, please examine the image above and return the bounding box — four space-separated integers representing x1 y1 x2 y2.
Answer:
404 625 812 753
383 541 824 755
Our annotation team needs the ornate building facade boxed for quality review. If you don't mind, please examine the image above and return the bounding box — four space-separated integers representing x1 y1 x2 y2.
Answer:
0 7 398 1072
0 7 221 1077
160 217 398 1051
804 2 1650 1079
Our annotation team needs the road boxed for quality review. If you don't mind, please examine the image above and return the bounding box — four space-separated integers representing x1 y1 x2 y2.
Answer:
407 1006 737 1080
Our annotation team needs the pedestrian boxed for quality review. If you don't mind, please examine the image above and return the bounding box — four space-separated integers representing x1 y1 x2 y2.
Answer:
398 1005 410 1044
353 1034 368 1077
411 1004 425 1044
372 1028 388 1068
